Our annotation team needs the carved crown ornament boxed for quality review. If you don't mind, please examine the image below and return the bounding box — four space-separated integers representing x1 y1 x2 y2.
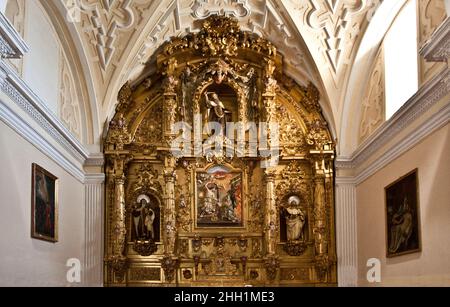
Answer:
160 15 277 61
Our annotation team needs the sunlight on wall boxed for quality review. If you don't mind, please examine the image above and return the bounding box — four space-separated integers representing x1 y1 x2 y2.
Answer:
23 0 60 115
384 0 419 120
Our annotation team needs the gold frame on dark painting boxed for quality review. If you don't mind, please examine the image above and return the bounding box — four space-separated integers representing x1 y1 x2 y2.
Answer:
384 168 421 258
31 163 59 243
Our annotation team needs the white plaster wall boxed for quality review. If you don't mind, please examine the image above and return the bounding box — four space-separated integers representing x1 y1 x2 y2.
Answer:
0 120 85 287
356 123 450 286
0 0 7 13
22 0 59 115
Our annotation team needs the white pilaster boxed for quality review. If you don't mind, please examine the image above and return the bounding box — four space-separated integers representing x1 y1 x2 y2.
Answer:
84 174 105 287
335 177 358 287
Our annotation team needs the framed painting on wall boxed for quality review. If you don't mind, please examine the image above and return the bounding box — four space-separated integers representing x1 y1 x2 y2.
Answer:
195 165 243 228
385 169 421 258
31 163 58 243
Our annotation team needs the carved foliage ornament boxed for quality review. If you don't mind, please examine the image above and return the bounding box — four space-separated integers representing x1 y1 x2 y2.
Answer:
161 255 179 283
163 15 276 58
133 239 157 256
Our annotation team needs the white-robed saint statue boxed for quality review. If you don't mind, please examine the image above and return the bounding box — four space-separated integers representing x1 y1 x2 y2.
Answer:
285 196 306 241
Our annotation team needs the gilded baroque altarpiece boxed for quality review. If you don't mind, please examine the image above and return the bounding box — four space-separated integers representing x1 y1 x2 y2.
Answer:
104 16 336 287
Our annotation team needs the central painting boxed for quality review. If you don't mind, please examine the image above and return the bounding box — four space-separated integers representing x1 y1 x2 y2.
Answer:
196 165 243 227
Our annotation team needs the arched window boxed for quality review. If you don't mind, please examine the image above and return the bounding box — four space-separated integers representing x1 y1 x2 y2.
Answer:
384 0 419 119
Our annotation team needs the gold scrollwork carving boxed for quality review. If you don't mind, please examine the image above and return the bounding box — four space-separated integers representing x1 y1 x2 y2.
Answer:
104 15 336 287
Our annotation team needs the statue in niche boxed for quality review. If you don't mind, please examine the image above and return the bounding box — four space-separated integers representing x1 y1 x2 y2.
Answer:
180 65 197 122
204 92 232 134
132 194 157 240
244 68 259 121
282 195 308 256
284 196 306 241
132 194 159 256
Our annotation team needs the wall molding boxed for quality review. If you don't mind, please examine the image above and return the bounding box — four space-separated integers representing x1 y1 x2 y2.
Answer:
337 14 450 184
0 94 86 181
337 66 450 181
0 61 104 183
356 102 449 184
420 17 450 62
0 12 28 58
338 100 450 185
0 11 104 184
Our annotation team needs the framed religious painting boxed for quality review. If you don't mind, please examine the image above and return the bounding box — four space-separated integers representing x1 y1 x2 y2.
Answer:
195 165 243 228
31 163 58 243
385 169 421 258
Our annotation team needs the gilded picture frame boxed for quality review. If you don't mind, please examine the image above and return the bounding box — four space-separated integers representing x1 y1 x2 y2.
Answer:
385 169 421 258
31 163 59 243
194 164 245 229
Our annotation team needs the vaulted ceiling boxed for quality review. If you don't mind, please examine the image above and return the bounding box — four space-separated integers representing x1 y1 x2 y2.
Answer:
44 0 385 144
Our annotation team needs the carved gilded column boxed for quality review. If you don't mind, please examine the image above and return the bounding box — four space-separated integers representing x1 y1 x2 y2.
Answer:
105 154 131 282
163 167 177 255
262 59 278 124
312 156 335 281
105 174 128 281
112 175 127 257
313 175 327 255
264 170 277 255
162 57 179 142
161 158 179 283
160 57 180 283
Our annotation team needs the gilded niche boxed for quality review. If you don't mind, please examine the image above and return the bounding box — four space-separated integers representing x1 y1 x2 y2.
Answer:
104 16 336 287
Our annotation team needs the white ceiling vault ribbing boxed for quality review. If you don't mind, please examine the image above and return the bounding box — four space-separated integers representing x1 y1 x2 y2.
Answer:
46 0 385 145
